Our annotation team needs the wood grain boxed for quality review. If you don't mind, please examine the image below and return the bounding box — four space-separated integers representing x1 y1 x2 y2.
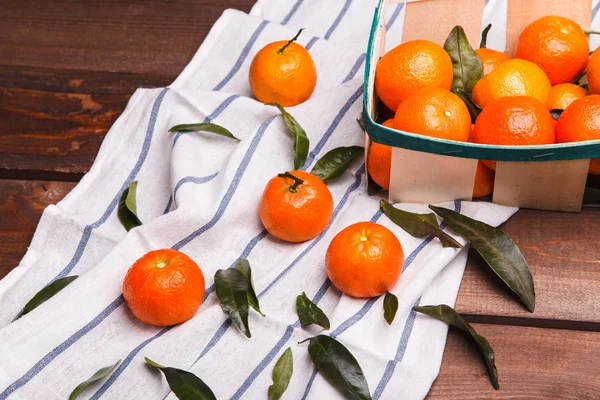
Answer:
0 179 75 279
429 323 600 399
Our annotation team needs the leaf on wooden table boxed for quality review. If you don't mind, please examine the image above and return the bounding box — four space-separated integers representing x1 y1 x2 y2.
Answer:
413 304 499 389
444 26 484 95
214 268 251 338
16 276 78 319
383 292 398 325
429 205 535 312
380 200 462 248
311 146 364 183
296 292 330 329
69 360 121 400
168 123 240 141
268 102 310 169
235 257 265 317
118 181 142 232
304 335 371 400
144 358 217 400
268 347 294 400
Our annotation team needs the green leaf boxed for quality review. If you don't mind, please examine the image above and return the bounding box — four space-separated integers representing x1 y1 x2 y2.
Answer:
214 268 251 337
444 25 484 95
118 181 142 232
168 123 240 141
305 335 372 400
480 23 492 48
268 103 310 169
311 146 364 183
412 304 498 389
144 358 217 400
429 205 535 312
16 276 78 319
383 292 398 325
268 347 294 400
69 360 121 400
550 109 563 120
453 87 481 123
380 200 462 248
367 171 383 196
296 292 330 329
235 257 265 317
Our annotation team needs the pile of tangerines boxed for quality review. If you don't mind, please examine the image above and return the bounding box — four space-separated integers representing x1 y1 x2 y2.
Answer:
370 15 600 198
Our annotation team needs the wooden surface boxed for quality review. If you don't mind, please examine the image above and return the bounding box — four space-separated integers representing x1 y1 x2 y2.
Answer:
1 1 599 398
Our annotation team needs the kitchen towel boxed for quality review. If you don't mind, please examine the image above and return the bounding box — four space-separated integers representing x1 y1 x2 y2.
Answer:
2 0 592 398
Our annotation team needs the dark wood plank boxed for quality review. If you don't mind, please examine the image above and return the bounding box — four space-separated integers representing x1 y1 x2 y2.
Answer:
429 323 600 399
0 179 75 279
455 208 600 331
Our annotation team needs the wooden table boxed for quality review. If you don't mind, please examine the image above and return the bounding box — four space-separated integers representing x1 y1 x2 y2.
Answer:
1 1 599 398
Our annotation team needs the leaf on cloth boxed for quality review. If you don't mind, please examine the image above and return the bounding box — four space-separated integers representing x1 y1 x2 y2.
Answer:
383 292 398 325
118 181 142 232
268 102 310 169
303 335 372 400
429 205 535 312
214 268 252 337
311 146 364 183
268 347 294 400
444 25 484 95
296 292 330 329
380 200 462 248
15 276 78 319
144 358 217 400
235 257 265 317
412 304 499 389
168 123 240 141
68 360 121 400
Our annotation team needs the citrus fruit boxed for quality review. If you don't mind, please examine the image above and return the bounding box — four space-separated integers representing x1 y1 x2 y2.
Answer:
474 96 556 169
249 29 317 107
472 161 495 198
555 95 600 174
472 59 551 108
515 16 589 85
393 87 471 142
547 83 588 110
123 249 205 327
369 118 394 191
375 40 453 111
259 170 333 242
326 222 404 298
475 48 510 75
587 48 600 95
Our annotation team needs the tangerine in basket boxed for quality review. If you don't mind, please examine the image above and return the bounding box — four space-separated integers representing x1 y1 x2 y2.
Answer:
547 83 589 110
515 16 589 85
326 222 404 298
472 161 495 198
473 96 556 170
555 95 600 175
249 29 317 107
123 249 205 327
375 40 453 111
587 48 600 95
475 48 510 75
393 87 471 142
368 118 394 191
259 170 333 242
472 59 551 109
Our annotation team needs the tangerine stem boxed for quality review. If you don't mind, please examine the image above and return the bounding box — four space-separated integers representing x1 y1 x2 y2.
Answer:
277 28 304 54
278 172 305 193
480 23 491 48
585 30 600 35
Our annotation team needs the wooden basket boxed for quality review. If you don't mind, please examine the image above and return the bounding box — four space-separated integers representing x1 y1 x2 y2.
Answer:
363 0 597 211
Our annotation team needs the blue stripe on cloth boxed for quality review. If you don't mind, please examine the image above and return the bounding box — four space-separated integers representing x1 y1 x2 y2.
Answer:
386 3 404 31
342 53 366 83
89 327 173 400
305 36 319 51
163 173 219 214
281 0 304 25
51 88 169 281
325 0 353 40
0 296 125 399
594 1 600 19
372 200 462 399
213 20 269 91
171 117 276 250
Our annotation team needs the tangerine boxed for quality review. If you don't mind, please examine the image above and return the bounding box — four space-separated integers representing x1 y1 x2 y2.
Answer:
547 83 588 110
472 161 495 198
587 48 600 95
368 118 394 191
475 48 510 75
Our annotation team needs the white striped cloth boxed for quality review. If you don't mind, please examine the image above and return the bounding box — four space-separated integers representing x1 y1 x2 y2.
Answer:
0 0 596 399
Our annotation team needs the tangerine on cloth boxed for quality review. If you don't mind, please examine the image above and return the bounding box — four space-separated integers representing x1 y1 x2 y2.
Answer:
3 0 597 399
